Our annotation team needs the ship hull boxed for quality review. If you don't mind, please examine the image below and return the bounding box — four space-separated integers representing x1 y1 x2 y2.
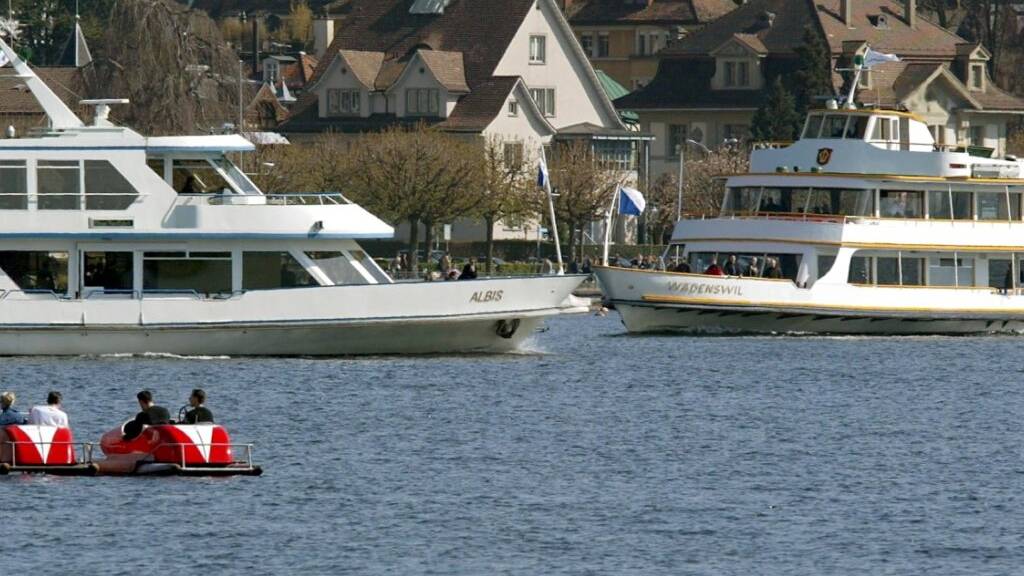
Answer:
0 275 589 356
596 266 1024 335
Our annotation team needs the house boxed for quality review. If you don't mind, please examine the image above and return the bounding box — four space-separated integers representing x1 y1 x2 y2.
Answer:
261 52 318 95
561 0 737 90
280 0 648 242
617 0 1024 177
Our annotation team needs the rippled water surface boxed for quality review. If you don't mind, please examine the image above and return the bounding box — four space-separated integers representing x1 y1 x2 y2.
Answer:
3 313 1024 575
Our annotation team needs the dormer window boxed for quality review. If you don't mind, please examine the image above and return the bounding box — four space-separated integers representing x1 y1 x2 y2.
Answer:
406 88 439 116
724 60 750 87
969 63 985 91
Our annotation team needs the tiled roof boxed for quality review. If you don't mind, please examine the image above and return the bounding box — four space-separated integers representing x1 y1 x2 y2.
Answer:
565 0 737 25
418 50 469 93
663 0 965 57
0 67 88 116
337 50 386 88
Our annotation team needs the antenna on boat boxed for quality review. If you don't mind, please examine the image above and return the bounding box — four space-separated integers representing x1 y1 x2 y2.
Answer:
80 99 129 127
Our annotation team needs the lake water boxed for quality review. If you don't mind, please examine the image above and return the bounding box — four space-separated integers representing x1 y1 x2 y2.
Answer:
2 313 1023 575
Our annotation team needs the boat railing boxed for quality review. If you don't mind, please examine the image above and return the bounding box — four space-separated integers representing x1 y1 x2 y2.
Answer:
175 192 350 206
2 440 95 467
0 289 67 300
152 441 257 470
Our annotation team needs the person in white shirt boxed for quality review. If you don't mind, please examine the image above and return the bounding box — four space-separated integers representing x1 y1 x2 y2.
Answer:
28 391 69 428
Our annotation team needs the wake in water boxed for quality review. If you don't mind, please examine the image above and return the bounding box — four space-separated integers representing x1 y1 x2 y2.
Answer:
89 352 232 360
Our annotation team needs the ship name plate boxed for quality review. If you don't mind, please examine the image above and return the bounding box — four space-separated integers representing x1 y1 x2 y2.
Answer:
666 281 743 297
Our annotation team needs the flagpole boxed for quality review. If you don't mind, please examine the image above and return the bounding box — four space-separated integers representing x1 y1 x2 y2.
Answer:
540 145 564 275
598 183 614 264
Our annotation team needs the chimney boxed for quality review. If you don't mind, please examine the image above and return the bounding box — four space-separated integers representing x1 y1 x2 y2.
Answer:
905 0 916 28
313 18 336 59
840 0 852 26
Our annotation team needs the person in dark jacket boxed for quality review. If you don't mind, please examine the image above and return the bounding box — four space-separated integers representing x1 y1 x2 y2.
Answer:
722 254 740 276
674 258 691 273
763 257 784 279
459 258 478 280
123 390 171 440
183 388 214 424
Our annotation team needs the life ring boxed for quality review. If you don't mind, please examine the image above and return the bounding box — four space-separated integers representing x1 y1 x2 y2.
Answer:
495 318 521 339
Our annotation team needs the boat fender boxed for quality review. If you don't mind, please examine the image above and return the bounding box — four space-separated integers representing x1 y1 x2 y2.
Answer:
495 319 520 339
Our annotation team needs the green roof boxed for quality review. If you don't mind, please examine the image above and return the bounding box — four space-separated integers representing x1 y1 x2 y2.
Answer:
595 69 639 124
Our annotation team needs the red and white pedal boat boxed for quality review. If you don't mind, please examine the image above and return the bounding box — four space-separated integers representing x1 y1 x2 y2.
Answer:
0 423 261 477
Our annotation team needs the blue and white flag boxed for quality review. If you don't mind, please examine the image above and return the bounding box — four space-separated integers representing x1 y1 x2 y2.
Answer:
863 47 900 68
537 153 549 189
618 186 646 216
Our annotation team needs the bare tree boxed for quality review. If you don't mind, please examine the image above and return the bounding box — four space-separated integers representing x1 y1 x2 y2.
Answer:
543 140 630 261
474 136 532 274
344 125 481 272
249 134 349 194
643 173 681 245
681 147 750 216
86 0 252 135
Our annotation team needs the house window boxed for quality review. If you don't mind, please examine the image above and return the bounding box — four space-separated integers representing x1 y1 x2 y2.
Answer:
723 60 751 88
667 124 687 157
529 35 546 64
530 88 556 117
406 88 439 116
579 33 594 57
858 70 871 89
970 63 985 91
265 61 279 83
969 125 986 146
508 99 519 116
327 89 361 116
597 33 610 58
504 142 524 169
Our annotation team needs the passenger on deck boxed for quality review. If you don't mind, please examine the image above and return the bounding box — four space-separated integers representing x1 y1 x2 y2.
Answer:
29 391 68 427
704 258 723 276
722 254 740 276
183 389 214 424
459 258 478 280
764 258 783 279
1002 266 1013 295
745 257 762 278
674 257 691 273
0 391 27 426
123 390 171 440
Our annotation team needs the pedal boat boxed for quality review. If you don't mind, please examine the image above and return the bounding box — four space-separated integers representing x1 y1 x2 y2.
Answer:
0 425 98 475
95 423 262 476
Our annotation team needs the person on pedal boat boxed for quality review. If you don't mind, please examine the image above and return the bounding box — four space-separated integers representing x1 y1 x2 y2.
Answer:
123 390 171 440
183 389 214 424
0 391 27 426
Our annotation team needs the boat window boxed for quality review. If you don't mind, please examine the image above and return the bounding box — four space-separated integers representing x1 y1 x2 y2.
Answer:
82 252 134 292
817 254 836 278
803 115 823 139
876 257 899 285
243 252 318 290
951 191 972 220
759 188 791 213
901 257 924 285
823 115 848 139
722 187 760 215
845 116 868 139
0 161 28 210
690 251 800 280
808 188 874 216
350 250 391 283
37 161 81 210
143 252 232 296
976 192 1009 221
0 251 68 293
871 117 898 141
989 258 1012 290
172 160 234 195
927 190 951 219
1012 194 1022 220
848 256 873 284
305 251 368 285
147 158 165 179
85 161 139 210
215 156 260 195
928 256 974 286
879 191 923 218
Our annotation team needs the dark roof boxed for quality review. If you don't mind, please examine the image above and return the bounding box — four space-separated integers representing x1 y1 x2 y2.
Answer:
0 67 88 115
309 0 535 89
663 0 966 58
565 0 736 26
615 57 795 109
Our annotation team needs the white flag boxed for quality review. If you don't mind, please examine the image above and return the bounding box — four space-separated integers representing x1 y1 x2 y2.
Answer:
618 186 646 216
863 48 900 68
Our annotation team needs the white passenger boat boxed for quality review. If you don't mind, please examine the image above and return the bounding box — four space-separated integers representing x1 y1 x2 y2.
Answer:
0 39 587 355
597 105 1024 334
